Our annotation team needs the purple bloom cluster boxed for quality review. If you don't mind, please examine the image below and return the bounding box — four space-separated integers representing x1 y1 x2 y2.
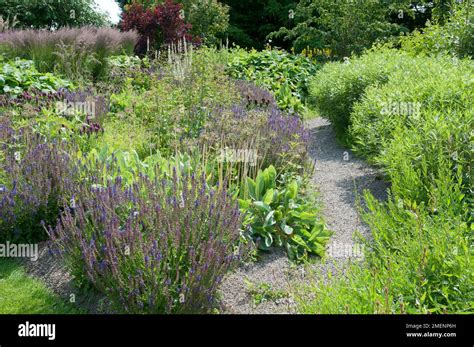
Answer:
0 88 69 110
264 107 310 162
0 125 77 243
49 172 243 313
200 102 310 173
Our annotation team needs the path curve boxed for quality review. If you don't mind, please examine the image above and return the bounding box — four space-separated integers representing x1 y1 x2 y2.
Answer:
218 118 388 314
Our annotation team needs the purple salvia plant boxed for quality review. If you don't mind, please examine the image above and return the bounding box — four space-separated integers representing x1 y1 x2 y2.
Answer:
49 171 243 314
0 126 78 243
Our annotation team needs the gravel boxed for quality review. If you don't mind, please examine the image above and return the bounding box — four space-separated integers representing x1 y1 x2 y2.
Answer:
22 117 389 315
217 117 389 314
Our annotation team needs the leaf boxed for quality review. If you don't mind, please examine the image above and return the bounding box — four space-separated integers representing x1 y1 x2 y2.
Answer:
264 210 276 227
246 177 256 200
297 211 317 223
286 180 298 200
265 165 277 188
264 234 273 248
255 172 265 200
263 188 275 205
253 201 271 213
238 199 251 210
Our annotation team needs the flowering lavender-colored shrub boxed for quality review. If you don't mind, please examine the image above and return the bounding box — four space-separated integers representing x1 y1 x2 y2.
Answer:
0 126 77 243
199 102 310 175
49 172 243 313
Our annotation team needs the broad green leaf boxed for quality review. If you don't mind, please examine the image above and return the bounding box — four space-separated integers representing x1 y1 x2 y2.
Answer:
246 177 256 200
253 201 271 213
255 172 265 200
263 188 275 205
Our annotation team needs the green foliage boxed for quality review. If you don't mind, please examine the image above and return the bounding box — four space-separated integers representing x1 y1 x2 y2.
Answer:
298 168 473 314
0 58 72 96
108 47 240 155
239 165 331 262
399 2 474 59
180 0 230 45
0 259 82 314
349 54 473 155
0 0 109 28
349 54 473 204
246 280 289 306
268 0 407 59
107 55 148 70
298 43 473 314
227 49 318 112
78 144 212 188
308 48 410 137
221 0 297 49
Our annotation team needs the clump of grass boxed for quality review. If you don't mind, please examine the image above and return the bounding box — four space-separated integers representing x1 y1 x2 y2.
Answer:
0 27 138 81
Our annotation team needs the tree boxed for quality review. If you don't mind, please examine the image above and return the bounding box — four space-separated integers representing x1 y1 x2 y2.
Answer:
221 0 297 49
120 0 196 54
0 0 109 29
268 0 464 58
180 0 230 45
118 0 229 45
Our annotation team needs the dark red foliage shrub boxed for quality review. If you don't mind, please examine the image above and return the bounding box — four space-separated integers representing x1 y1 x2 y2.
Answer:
154 0 194 45
120 0 198 55
120 3 156 55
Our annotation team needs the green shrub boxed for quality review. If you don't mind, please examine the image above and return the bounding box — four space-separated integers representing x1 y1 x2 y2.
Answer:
180 0 230 45
298 45 473 314
399 2 474 59
227 49 319 113
297 164 473 314
308 48 411 137
349 55 473 203
239 165 331 262
268 0 407 59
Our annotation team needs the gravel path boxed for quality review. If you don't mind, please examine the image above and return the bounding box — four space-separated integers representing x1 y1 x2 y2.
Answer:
22 117 389 314
218 117 389 314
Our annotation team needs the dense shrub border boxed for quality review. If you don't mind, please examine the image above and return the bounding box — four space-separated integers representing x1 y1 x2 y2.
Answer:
300 46 473 314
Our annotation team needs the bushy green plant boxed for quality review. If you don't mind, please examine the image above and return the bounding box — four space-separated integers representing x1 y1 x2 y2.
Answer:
399 1 474 59
308 48 411 137
0 59 72 96
268 0 407 59
0 0 109 29
349 55 473 203
180 0 230 45
297 164 473 314
298 44 473 314
107 48 240 154
239 165 331 262
227 49 319 113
